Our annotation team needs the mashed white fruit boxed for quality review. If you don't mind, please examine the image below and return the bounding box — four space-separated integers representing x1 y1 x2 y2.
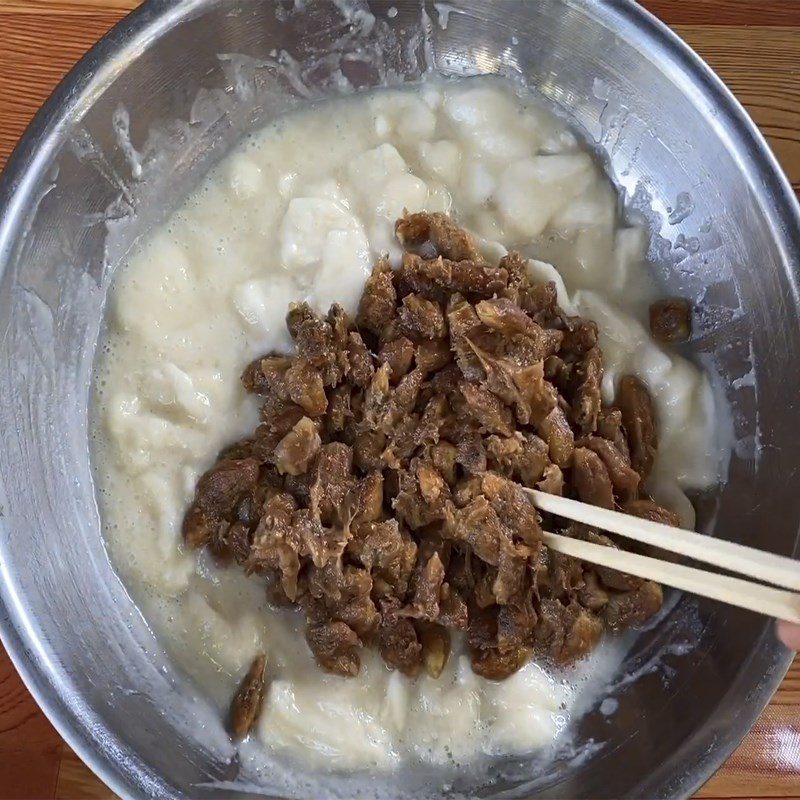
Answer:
92 77 720 770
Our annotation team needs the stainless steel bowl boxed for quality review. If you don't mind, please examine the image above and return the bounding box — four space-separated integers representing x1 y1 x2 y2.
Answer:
1 1 798 798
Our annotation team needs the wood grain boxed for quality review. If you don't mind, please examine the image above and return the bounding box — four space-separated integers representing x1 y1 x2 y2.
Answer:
0 11 126 163
54 748 116 800
646 1 800 26
0 655 62 800
0 1 798 798
674 25 800 192
0 0 135 14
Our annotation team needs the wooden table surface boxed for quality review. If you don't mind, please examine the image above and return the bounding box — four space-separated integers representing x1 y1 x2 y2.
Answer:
1 1 799 798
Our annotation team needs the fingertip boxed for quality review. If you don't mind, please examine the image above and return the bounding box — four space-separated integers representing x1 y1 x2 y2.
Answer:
776 619 800 651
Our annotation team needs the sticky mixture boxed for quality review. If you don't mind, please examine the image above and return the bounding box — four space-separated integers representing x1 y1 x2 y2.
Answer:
92 77 721 771
181 213 678 734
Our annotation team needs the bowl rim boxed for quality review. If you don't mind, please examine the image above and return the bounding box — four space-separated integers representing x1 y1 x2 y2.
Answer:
0 1 797 798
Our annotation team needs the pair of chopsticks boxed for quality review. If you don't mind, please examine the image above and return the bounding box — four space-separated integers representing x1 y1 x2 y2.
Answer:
523 489 800 624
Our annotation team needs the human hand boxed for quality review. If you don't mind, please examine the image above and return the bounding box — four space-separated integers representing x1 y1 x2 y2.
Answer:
777 620 800 650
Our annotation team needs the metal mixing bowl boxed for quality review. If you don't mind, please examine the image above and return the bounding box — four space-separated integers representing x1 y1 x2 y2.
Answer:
1 1 798 798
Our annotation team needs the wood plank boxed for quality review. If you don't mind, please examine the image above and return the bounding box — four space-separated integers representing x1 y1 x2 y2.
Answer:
0 655 63 800
675 26 800 189
0 0 137 14
55 747 117 800
646 0 800 26
699 703 800 798
0 12 127 162
0 2 799 799
701 658 800 798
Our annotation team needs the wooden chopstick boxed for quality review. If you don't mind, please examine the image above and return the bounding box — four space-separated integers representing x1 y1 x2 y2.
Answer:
525 489 800 593
543 530 800 624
